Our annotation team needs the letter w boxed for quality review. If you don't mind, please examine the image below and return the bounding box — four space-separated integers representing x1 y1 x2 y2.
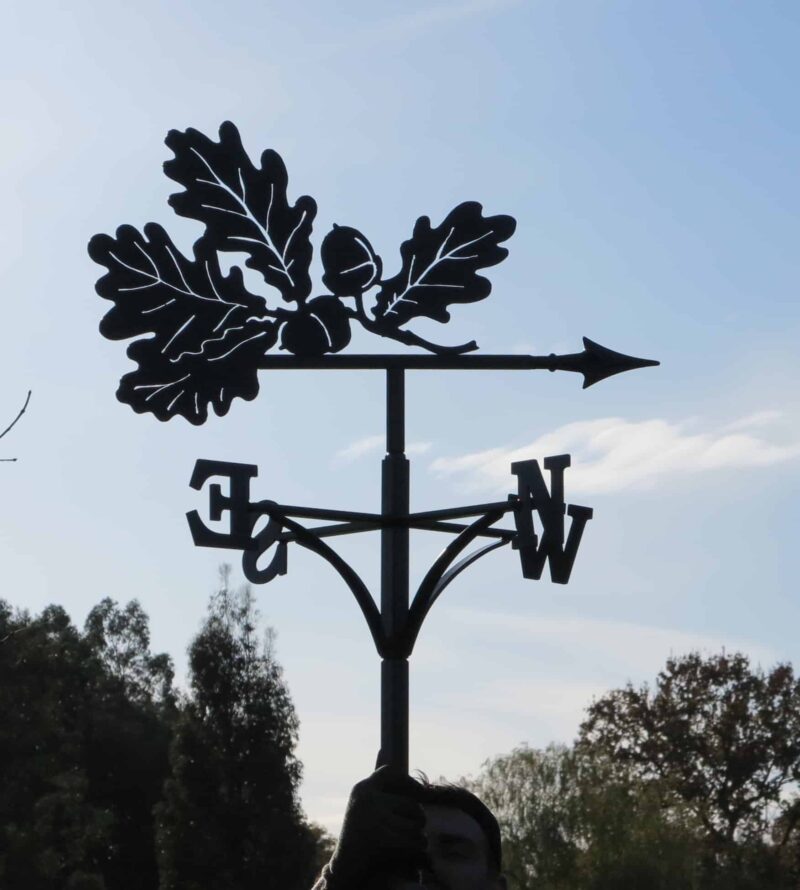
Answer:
511 455 593 584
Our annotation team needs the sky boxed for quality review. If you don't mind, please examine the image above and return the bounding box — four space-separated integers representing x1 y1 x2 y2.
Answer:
2 0 799 833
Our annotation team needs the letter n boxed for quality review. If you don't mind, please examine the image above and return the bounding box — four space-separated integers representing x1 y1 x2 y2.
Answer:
511 455 593 585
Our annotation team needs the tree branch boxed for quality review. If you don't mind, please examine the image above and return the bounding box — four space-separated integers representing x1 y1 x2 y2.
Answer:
1 390 31 461
0 390 31 441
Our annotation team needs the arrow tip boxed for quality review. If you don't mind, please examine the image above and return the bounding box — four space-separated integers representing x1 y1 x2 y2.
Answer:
580 337 660 388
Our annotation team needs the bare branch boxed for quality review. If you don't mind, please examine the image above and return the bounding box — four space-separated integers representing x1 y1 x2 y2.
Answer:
1 390 31 462
0 390 31 442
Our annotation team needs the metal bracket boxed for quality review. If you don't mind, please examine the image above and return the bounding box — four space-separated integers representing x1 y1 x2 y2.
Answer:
186 454 593 648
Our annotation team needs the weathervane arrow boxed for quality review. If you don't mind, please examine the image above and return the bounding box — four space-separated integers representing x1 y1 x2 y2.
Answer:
255 338 660 386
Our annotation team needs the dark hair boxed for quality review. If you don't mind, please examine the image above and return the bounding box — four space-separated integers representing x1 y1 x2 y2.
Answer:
408 774 502 875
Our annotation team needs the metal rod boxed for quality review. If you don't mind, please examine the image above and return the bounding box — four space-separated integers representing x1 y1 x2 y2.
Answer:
408 500 517 522
278 521 383 542
381 368 410 772
406 520 515 539
277 519 515 543
252 499 516 525
251 502 383 523
259 354 559 370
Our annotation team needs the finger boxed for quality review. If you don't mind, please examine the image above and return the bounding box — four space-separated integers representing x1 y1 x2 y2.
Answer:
374 814 427 845
349 785 420 816
384 797 425 831
369 764 410 788
372 767 424 800
374 823 427 855
376 792 425 823
371 805 427 837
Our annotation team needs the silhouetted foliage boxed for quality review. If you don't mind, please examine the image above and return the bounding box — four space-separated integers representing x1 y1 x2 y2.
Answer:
465 652 800 890
14 585 799 890
579 651 800 868
155 567 317 890
81 599 178 890
0 601 113 888
1 579 333 889
306 821 337 879
0 597 179 888
466 743 704 890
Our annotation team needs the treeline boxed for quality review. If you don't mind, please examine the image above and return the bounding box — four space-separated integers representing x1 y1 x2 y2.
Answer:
467 652 800 890
5 576 800 890
0 568 333 890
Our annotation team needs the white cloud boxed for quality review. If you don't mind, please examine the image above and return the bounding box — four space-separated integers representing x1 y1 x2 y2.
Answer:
430 412 800 495
721 409 784 432
334 436 432 464
334 435 384 463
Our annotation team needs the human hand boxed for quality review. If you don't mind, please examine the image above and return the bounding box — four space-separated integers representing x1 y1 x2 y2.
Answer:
328 765 427 887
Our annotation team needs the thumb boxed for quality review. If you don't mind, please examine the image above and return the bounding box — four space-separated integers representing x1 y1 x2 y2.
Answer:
368 764 421 798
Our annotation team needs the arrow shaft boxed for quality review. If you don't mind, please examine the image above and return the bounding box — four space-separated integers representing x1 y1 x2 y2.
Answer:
257 354 560 371
257 342 658 387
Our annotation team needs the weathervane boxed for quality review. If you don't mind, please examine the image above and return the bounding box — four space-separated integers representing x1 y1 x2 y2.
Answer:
90 122 658 772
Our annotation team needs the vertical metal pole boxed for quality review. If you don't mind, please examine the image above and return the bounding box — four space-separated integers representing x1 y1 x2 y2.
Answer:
381 368 409 772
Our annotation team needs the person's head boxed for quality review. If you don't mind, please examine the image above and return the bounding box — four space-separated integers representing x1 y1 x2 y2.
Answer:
405 776 506 890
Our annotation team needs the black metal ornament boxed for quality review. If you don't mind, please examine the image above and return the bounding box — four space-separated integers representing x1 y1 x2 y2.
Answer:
90 122 520 424
90 122 659 773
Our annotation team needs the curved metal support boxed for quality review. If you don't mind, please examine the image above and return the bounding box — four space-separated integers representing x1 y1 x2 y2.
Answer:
404 538 509 654
265 510 387 656
426 537 509 615
403 509 507 654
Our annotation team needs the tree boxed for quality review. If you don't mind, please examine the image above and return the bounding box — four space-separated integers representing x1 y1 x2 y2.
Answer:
465 743 704 890
466 743 582 889
0 596 177 890
1 580 332 889
155 567 316 890
84 597 176 707
82 598 177 890
573 760 704 890
305 822 337 881
579 651 800 886
0 601 113 889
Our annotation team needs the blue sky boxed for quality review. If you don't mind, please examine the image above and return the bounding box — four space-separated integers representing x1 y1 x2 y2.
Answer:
2 0 799 831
